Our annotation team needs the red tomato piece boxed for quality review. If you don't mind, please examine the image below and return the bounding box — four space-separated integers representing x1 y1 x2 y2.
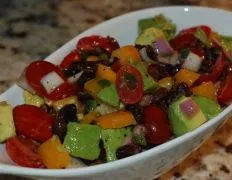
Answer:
59 49 80 69
142 105 172 145
196 53 225 84
13 104 53 143
170 25 211 52
76 35 119 54
170 33 196 51
218 72 232 104
179 25 212 37
111 60 123 73
25 60 73 100
6 136 44 168
116 65 144 104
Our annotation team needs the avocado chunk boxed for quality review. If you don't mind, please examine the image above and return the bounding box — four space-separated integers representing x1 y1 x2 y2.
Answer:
135 27 165 45
193 95 221 120
97 83 120 107
130 62 158 92
101 128 132 162
23 90 44 107
64 122 101 160
0 102 16 143
138 14 176 40
168 96 207 137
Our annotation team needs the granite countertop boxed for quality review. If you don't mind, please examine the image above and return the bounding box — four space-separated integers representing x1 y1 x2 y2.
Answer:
1 0 232 179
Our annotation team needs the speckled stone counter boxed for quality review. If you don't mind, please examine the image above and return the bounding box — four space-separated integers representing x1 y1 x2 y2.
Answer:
1 0 232 180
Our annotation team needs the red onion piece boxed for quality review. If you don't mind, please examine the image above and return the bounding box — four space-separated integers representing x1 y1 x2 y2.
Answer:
153 38 174 56
179 99 199 118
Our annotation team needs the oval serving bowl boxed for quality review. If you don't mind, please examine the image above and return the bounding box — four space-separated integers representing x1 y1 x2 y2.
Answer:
0 6 232 180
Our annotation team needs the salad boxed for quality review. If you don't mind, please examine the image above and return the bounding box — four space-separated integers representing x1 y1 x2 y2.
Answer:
1 14 232 169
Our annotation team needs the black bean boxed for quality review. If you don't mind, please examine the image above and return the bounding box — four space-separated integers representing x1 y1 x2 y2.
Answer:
52 117 67 142
146 45 157 60
166 64 181 76
77 91 93 101
152 87 169 104
57 104 77 123
125 105 143 123
77 71 96 89
116 144 141 159
147 64 169 81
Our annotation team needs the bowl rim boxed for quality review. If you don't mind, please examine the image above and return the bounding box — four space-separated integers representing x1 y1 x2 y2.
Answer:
1 5 232 177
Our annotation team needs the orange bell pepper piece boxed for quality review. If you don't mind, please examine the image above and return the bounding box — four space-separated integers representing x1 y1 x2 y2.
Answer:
96 64 116 83
192 81 217 101
175 69 200 87
112 45 141 64
38 135 71 169
97 110 135 129
81 111 99 124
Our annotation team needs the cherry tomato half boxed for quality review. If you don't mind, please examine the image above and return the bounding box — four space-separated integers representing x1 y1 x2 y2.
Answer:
6 136 44 168
76 35 119 55
218 72 232 104
25 60 73 100
13 104 53 143
142 105 172 145
116 65 144 104
59 49 80 69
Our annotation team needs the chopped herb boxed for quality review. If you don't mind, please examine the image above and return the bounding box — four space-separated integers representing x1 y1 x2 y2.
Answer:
180 48 190 59
99 53 108 60
194 28 210 47
98 79 111 88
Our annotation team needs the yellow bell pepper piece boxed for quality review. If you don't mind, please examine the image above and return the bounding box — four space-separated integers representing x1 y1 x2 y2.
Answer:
112 45 141 65
96 64 116 83
192 81 217 101
158 77 174 91
38 135 71 169
97 110 135 129
84 78 103 98
175 69 200 87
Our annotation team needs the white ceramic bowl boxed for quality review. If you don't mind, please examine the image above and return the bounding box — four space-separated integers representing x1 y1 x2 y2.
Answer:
0 6 232 180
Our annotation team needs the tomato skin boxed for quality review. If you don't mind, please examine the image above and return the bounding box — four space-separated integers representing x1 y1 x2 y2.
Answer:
116 65 144 104
196 53 225 84
142 105 172 145
13 104 53 143
6 136 44 168
218 72 232 104
111 60 123 73
179 25 211 37
76 35 119 54
170 25 211 52
25 61 73 100
60 50 80 69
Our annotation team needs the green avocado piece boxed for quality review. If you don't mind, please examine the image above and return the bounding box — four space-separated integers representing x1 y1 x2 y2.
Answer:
64 122 101 160
135 27 165 45
138 14 176 40
168 96 207 137
97 83 120 107
193 96 221 120
101 128 132 162
130 62 158 92
23 90 44 107
0 102 16 143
